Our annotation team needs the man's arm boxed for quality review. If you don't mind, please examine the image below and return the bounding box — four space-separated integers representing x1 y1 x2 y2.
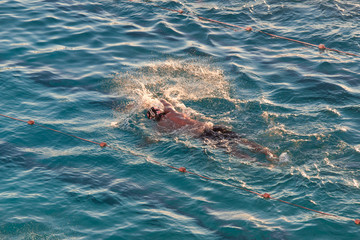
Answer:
160 99 175 113
237 138 278 162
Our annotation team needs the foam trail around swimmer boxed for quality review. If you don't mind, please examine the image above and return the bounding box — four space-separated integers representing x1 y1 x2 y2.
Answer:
110 59 231 128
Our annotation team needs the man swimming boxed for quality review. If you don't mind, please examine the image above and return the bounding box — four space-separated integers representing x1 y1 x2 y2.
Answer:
147 99 278 162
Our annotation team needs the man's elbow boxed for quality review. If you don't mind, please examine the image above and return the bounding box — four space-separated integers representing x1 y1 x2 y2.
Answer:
160 99 169 105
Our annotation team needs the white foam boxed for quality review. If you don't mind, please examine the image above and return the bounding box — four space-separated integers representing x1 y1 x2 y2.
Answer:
110 122 119 128
355 145 360 153
279 152 290 163
110 59 231 127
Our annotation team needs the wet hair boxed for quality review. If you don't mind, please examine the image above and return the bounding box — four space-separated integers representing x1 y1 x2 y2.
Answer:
146 107 166 121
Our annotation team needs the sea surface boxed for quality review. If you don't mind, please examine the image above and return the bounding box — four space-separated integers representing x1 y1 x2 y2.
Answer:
1 0 360 239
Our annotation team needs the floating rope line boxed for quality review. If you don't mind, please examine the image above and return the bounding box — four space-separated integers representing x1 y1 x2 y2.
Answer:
126 0 359 57
1 113 359 224
0 114 107 147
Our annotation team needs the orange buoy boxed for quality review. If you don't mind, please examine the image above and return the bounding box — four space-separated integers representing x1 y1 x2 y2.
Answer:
27 120 35 125
100 142 107 148
178 10 184 14
319 44 326 50
262 193 271 198
245 27 252 31
179 167 187 173
355 219 360 225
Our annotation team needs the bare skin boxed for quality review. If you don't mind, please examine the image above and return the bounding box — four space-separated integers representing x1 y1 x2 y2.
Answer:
152 99 278 162
157 99 207 134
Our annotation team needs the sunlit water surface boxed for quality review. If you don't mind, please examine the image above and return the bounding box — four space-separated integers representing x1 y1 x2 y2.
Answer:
1 0 360 239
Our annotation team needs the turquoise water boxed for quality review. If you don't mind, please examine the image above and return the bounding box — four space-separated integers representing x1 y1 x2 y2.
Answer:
1 0 360 239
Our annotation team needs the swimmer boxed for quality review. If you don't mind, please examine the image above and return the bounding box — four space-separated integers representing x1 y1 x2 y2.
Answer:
147 99 278 162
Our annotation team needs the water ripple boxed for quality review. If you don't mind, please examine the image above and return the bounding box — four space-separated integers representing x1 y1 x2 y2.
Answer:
1 0 360 239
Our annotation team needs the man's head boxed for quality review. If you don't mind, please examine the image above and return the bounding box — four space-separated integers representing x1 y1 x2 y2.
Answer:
146 107 162 121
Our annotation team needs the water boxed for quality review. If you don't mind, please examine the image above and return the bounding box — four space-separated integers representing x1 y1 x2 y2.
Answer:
1 0 360 239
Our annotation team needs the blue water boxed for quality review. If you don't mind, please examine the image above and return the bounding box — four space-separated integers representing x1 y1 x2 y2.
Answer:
1 0 360 239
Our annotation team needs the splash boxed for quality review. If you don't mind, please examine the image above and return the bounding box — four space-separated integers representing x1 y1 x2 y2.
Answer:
110 59 229 127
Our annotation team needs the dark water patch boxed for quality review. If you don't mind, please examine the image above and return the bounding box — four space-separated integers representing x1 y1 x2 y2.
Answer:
315 61 340 75
58 168 112 188
197 98 236 115
55 2 104 16
257 51 316 76
270 79 357 106
28 69 106 94
342 158 360 170
66 190 121 206
269 87 298 104
0 0 26 13
29 70 64 87
183 46 214 58
234 72 261 94
258 4 304 23
152 21 183 39
0 142 46 171
88 96 123 110
51 31 97 47
303 81 356 105
18 16 61 30
340 105 360 117
209 31 247 52
332 74 360 88
124 30 155 39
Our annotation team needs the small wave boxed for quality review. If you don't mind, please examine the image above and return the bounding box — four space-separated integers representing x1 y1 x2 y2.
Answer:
324 106 341 116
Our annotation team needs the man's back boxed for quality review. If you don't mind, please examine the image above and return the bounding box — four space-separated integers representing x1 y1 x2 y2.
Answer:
147 99 278 161
157 99 206 134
